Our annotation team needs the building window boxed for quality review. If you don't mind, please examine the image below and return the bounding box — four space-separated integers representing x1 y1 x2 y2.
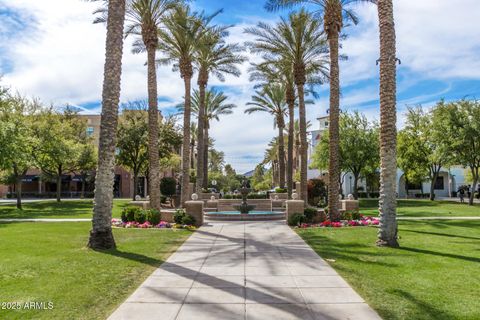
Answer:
407 181 422 190
434 176 444 190
86 126 94 137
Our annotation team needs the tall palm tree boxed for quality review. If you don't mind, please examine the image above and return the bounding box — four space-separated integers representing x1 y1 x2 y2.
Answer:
266 0 376 219
88 0 126 250
194 27 246 192
157 5 211 205
177 88 237 194
93 0 178 211
245 9 328 204
376 0 399 247
190 122 197 170
128 0 177 211
245 84 288 188
250 58 325 198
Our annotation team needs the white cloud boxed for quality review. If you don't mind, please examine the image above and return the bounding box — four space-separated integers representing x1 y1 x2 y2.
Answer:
1 0 480 173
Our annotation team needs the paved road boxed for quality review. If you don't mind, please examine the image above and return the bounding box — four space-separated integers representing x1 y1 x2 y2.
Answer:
108 221 381 320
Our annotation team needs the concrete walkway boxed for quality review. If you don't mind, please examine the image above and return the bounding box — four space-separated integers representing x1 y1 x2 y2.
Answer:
108 221 381 320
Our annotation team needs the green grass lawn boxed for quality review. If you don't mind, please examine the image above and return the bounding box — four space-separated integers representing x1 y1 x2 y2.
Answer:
297 220 480 320
0 199 130 219
0 222 191 319
359 199 480 217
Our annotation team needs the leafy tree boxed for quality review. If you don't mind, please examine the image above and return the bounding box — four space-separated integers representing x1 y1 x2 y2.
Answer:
0 93 38 209
116 109 148 200
312 112 379 200
32 108 85 203
398 105 448 200
433 100 480 205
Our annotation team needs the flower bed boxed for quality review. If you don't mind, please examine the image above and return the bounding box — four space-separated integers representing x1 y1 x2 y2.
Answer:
111 218 196 230
296 216 380 229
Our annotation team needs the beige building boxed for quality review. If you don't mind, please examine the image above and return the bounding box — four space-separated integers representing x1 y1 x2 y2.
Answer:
0 113 173 199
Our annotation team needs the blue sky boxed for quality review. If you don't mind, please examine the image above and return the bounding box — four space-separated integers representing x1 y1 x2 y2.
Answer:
1 0 480 173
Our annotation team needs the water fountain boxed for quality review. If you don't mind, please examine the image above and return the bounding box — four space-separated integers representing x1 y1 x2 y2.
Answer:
232 180 256 214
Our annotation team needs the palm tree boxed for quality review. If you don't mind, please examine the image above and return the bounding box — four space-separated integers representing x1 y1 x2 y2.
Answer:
376 0 399 247
88 0 126 250
177 88 236 195
265 0 376 219
245 84 288 188
245 9 328 204
157 5 211 205
93 0 178 211
194 27 246 192
127 0 177 211
190 122 197 170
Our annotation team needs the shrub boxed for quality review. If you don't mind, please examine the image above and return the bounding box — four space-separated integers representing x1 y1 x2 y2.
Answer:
274 187 287 193
146 209 161 225
121 206 141 222
160 177 176 197
134 210 146 224
173 209 186 224
341 210 361 221
317 199 327 208
304 207 318 223
181 214 196 226
288 213 306 226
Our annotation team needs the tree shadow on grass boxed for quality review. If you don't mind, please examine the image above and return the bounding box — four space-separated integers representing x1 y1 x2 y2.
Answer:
94 248 165 267
397 246 480 263
400 228 480 241
299 233 403 268
385 289 452 320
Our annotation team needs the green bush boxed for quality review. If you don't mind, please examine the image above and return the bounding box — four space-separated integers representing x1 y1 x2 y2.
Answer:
134 210 146 224
274 187 287 193
181 214 196 226
317 199 327 208
146 209 161 225
341 210 361 221
160 177 176 197
121 206 141 222
288 213 306 226
173 209 186 224
304 207 318 223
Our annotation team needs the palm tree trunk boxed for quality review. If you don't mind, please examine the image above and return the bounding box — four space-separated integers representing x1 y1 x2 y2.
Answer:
147 45 161 211
377 0 399 247
203 123 209 189
181 75 192 206
328 32 341 222
296 84 308 203
196 81 206 193
278 122 286 189
88 0 126 250
286 87 295 198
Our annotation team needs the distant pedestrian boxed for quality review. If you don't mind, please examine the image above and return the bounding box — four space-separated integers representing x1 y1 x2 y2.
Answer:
467 185 472 200
459 187 465 203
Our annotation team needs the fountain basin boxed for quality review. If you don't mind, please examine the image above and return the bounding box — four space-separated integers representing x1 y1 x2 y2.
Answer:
205 211 285 221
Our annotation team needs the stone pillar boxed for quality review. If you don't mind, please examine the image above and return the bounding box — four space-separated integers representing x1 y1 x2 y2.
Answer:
341 200 359 212
185 193 204 227
285 193 304 224
295 182 301 197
